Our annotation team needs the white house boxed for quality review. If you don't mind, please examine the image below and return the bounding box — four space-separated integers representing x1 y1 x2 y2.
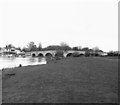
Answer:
0 47 23 55
100 52 108 56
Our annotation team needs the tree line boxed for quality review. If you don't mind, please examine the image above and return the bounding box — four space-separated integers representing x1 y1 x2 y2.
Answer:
0 41 107 52
0 42 120 56
20 41 103 53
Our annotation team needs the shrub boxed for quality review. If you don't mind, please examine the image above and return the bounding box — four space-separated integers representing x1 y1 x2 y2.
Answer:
55 50 64 57
107 52 114 56
90 53 94 56
55 56 61 60
90 52 99 56
72 52 80 57
85 51 90 57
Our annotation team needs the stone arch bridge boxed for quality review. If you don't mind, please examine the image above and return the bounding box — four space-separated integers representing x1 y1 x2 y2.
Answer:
25 50 85 57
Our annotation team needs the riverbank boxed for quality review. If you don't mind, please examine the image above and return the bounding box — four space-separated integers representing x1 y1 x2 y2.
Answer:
2 57 118 103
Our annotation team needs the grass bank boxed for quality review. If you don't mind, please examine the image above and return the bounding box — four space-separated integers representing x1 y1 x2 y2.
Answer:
2 57 118 103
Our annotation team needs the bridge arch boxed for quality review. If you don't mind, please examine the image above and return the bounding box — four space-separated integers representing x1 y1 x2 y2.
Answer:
45 53 53 57
66 53 73 57
32 53 36 57
38 53 44 57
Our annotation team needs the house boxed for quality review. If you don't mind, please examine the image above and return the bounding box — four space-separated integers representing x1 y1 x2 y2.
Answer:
100 52 108 56
0 47 24 56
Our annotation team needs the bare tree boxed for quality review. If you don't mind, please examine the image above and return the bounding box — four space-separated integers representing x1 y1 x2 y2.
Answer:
78 46 82 50
60 42 69 47
92 46 99 52
27 41 37 51
60 42 71 51
92 46 100 56
38 43 42 51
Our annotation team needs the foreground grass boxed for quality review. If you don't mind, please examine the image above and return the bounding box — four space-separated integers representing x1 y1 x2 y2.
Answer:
2 57 118 103
0 70 2 104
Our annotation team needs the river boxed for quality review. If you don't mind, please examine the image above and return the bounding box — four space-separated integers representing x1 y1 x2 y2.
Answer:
0 56 47 70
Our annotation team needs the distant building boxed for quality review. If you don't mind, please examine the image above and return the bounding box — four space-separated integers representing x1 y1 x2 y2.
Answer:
0 47 23 55
99 52 108 56
0 47 7 52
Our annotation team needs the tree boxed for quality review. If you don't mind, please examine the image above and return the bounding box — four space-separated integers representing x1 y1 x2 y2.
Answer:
92 46 100 56
60 42 69 47
44 45 61 50
5 44 14 51
72 46 82 51
22 47 29 52
85 51 90 57
27 41 37 51
82 47 89 51
72 47 78 51
37 43 42 51
107 50 114 56
55 50 64 57
60 42 71 51
92 46 99 52
78 46 82 50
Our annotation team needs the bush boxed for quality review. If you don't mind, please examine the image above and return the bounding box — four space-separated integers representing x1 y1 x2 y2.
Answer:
55 50 64 57
107 51 120 56
107 52 114 56
55 56 61 60
72 52 80 57
90 52 99 56
90 53 94 56
85 51 90 57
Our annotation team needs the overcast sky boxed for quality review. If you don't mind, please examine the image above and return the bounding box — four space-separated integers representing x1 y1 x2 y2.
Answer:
0 0 118 52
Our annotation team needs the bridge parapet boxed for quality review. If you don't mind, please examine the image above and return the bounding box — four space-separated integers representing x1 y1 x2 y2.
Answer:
25 50 57 57
25 50 85 57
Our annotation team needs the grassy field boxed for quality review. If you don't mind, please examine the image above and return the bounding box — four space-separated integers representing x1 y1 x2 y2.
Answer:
2 57 118 103
0 70 2 104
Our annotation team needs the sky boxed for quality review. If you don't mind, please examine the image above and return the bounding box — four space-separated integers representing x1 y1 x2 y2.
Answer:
0 0 118 52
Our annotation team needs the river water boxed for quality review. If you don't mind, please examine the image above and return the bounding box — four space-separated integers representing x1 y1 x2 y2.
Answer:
0 56 47 70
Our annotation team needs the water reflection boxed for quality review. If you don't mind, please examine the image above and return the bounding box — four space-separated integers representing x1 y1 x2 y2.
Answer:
0 56 47 70
38 57 43 62
29 57 36 63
